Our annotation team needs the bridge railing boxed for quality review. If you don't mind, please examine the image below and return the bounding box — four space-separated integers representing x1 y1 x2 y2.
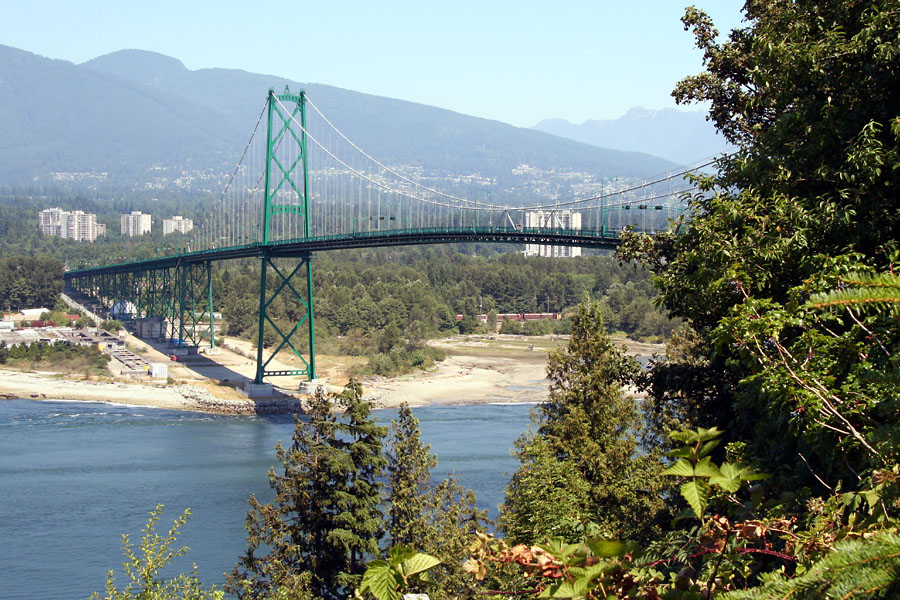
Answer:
64 224 650 277
268 225 624 244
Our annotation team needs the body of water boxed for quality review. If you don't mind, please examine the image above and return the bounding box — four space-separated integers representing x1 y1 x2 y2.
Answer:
0 398 534 599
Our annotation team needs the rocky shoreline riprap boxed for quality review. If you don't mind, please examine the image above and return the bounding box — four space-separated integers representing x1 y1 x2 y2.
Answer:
175 385 306 415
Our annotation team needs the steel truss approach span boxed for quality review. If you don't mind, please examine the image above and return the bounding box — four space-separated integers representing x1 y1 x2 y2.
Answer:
65 87 700 388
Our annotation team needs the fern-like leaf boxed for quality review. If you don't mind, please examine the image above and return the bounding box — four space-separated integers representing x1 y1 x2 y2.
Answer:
721 532 900 599
808 271 900 312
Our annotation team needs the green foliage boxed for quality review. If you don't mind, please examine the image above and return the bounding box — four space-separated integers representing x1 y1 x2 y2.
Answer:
0 254 63 311
498 317 520 334
808 270 900 312
40 308 82 327
338 380 389 590
228 393 484 600
381 5 900 597
358 345 445 378
2 191 676 377
604 1 900 596
521 318 551 336
102 319 125 332
721 531 900 600
501 301 666 544
4 340 110 374
0 194 210 269
228 381 387 600
223 247 672 376
387 404 438 547
463 502 900 599
26 6 900 598
385 403 488 599
662 427 768 520
457 315 478 335
463 532 638 600
357 545 441 600
622 0 900 501
468 426 793 598
716 279 900 485
501 437 593 544
415 473 487 599
90 505 222 600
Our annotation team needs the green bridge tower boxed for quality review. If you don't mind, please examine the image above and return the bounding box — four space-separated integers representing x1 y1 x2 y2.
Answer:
253 87 317 385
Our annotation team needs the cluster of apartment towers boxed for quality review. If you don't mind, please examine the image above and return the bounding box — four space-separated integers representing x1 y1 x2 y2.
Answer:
38 208 193 242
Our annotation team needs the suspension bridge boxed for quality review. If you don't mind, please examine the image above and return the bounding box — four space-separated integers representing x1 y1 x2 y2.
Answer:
64 87 705 393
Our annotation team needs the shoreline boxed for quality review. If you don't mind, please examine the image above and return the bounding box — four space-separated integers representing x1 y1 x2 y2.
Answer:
0 353 547 414
1 334 663 414
0 369 306 414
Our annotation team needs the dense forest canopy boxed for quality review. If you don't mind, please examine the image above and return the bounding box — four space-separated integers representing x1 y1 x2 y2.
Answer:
0 256 63 312
219 248 674 375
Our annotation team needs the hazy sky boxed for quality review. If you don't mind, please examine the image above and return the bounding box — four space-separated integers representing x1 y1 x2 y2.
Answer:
1 1 745 128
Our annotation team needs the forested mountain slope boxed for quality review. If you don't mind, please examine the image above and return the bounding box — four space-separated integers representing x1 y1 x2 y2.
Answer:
0 45 677 188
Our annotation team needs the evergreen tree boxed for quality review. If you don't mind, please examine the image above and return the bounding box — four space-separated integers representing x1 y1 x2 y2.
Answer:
501 301 666 543
0 255 63 311
227 390 337 600
386 403 437 547
227 381 386 600
721 531 900 600
419 474 487 600
333 379 388 593
385 403 487 600
500 437 592 544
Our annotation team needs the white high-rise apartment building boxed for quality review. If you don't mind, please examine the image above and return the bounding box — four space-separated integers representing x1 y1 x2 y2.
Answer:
38 208 105 242
523 210 582 258
163 215 194 235
120 211 152 236
39 207 65 236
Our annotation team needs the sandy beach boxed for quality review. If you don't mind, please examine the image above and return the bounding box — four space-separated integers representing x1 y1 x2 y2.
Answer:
0 351 549 413
364 353 549 407
0 367 314 414
0 369 201 409
0 334 663 414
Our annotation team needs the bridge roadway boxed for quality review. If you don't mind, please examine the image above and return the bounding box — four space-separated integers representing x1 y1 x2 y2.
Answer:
64 226 624 279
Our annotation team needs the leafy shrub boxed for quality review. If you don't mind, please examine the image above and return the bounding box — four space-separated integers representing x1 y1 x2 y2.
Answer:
90 505 222 600
101 319 124 332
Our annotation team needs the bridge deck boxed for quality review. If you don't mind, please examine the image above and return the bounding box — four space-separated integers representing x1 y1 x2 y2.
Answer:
64 226 624 279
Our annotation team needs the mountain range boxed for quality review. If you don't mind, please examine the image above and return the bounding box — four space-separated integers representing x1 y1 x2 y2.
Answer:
533 107 732 164
0 44 714 196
